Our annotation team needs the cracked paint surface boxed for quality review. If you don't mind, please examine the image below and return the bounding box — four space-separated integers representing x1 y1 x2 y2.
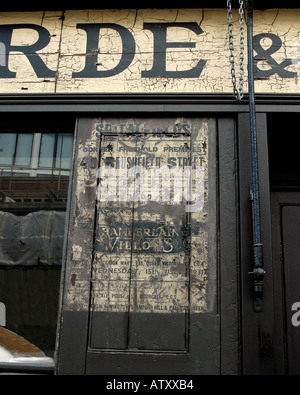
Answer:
0 8 299 93
64 117 217 314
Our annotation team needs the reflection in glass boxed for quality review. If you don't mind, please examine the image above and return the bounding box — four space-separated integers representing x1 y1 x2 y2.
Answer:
39 133 55 168
0 134 17 165
0 130 74 360
55 134 73 170
15 134 34 166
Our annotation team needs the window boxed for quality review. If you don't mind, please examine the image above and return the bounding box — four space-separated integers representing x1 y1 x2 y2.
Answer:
39 133 73 170
0 132 73 177
0 133 33 167
0 122 75 373
14 134 34 166
0 134 17 165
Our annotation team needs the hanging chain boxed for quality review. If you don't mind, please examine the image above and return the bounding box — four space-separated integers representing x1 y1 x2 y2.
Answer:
227 0 245 102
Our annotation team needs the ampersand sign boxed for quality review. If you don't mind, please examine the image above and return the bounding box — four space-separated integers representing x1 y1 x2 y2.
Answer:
253 33 297 79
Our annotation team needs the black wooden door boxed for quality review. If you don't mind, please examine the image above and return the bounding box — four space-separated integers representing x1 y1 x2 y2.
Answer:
282 205 300 374
239 113 300 375
271 192 300 375
56 116 239 375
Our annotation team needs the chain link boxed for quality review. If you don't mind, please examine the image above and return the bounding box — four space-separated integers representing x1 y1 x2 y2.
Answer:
227 0 245 102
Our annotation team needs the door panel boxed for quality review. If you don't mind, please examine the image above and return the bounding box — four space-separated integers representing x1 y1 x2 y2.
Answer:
90 125 193 353
56 116 239 375
271 192 300 375
282 205 300 375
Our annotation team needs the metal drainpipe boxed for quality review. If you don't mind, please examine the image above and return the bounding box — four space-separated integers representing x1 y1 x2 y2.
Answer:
246 0 266 312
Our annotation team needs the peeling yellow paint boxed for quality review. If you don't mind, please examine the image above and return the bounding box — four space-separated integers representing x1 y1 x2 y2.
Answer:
72 245 82 260
0 9 299 93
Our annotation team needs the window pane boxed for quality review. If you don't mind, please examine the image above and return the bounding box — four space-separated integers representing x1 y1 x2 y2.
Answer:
12 172 30 177
15 133 34 166
0 121 75 363
0 134 17 165
55 133 73 169
39 133 55 168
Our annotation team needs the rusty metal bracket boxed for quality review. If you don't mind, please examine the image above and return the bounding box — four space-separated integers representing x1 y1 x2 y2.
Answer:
249 251 266 312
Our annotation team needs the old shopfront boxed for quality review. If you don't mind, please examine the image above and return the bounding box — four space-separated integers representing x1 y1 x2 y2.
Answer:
0 4 300 375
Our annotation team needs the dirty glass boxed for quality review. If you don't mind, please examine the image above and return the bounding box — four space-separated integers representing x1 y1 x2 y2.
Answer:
0 133 34 167
0 129 74 366
14 134 34 166
55 133 73 169
0 134 17 166
38 133 55 168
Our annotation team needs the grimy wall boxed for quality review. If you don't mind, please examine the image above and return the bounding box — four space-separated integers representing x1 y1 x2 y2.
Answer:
0 8 299 94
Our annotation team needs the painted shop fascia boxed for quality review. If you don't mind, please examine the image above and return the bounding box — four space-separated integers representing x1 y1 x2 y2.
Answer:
0 8 299 95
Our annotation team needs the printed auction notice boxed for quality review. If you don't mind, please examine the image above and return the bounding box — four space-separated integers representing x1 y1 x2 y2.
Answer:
90 117 217 315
